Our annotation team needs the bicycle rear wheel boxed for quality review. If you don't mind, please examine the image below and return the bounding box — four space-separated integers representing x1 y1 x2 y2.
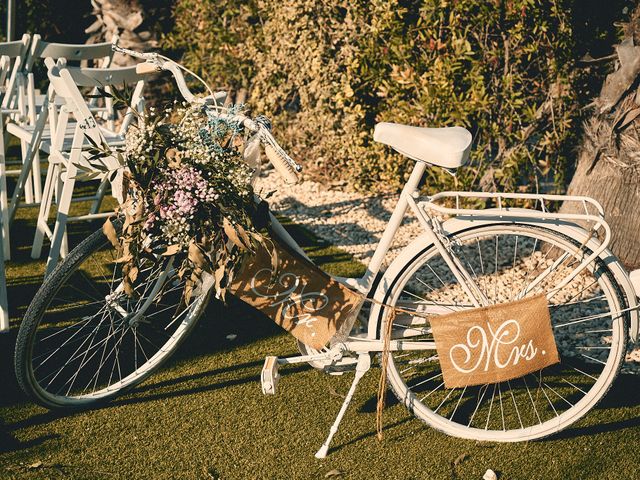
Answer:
382 223 628 441
15 221 211 408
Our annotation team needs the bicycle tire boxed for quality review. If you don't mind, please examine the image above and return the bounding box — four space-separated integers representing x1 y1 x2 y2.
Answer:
15 221 211 409
381 223 628 441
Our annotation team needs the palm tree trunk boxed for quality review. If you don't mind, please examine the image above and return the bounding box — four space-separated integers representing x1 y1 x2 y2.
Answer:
561 8 640 269
85 0 157 65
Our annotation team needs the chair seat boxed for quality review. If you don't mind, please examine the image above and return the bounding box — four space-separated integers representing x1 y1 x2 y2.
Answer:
373 122 472 169
6 121 124 154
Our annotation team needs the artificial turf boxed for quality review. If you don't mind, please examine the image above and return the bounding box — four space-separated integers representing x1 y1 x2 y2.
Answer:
2 190 640 480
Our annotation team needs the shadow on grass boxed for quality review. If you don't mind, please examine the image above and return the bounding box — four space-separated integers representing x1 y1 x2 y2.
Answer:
329 417 413 456
0 428 59 454
552 373 640 440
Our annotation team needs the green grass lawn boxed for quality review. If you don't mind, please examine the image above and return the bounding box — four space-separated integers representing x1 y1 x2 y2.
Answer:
2 188 640 480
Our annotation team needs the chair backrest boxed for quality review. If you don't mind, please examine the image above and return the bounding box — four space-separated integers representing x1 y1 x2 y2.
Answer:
45 57 146 152
0 34 30 109
24 35 116 72
64 64 148 88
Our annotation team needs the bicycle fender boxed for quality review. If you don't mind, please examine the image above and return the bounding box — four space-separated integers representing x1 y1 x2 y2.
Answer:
368 216 639 342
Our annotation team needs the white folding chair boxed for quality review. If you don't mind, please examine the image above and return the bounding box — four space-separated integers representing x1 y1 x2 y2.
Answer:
0 34 30 260
6 36 117 232
37 58 145 275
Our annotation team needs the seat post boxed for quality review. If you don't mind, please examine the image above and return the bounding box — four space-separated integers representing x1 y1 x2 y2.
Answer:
357 160 428 290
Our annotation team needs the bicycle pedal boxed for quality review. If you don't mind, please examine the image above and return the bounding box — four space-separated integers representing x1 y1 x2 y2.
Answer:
261 356 280 395
323 357 358 376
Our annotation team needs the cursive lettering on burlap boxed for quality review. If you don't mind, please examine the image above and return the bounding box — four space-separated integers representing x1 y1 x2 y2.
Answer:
250 268 330 335
448 319 542 374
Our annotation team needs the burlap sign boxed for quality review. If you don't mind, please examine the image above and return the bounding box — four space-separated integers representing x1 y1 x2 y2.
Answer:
429 294 559 388
230 237 362 350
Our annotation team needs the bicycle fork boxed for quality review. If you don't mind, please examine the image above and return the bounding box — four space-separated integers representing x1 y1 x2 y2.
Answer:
261 349 371 459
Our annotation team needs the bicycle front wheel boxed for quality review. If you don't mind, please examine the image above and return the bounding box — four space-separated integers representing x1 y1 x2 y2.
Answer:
382 223 628 442
14 221 211 409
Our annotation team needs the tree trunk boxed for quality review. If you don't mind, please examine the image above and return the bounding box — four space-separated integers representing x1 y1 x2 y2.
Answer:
561 9 640 269
85 0 157 66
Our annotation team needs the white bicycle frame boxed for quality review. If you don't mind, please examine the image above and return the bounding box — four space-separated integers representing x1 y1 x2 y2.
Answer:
269 158 626 355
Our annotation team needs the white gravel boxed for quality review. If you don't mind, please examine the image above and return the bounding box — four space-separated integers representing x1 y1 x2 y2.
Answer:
257 169 640 372
256 170 421 266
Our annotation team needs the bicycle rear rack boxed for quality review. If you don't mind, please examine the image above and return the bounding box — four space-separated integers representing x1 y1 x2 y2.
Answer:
420 191 610 247
418 191 612 301
420 191 607 233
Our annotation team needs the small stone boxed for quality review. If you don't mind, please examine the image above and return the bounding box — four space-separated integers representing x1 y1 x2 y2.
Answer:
483 469 498 480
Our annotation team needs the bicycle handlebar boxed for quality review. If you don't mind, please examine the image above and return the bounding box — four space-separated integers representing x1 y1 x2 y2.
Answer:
114 45 302 184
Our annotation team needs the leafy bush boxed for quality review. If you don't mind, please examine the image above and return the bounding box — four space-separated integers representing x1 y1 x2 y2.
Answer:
3 1 628 193
166 0 582 193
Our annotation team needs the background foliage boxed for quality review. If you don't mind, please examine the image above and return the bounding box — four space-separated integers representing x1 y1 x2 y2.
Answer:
0 0 634 193
165 0 596 193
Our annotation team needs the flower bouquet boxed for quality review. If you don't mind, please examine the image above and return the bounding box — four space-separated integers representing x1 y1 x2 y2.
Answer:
86 94 269 304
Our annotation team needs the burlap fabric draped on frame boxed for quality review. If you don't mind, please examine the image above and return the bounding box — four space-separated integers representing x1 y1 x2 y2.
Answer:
230 236 363 351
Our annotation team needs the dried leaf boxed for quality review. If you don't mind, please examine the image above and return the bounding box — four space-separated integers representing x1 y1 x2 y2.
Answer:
128 266 139 283
214 265 225 286
270 245 279 274
123 277 134 296
188 242 209 271
324 470 343 478
453 453 469 466
114 254 133 264
236 224 252 250
103 218 120 249
184 279 194 305
162 244 182 256
223 218 246 250
177 266 187 279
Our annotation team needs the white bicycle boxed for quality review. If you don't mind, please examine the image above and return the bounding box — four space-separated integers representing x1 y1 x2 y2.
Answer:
14 48 640 458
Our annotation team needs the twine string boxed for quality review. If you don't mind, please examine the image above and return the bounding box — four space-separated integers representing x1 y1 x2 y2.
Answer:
376 307 396 440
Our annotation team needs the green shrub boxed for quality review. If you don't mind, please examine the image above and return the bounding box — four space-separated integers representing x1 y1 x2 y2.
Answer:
165 0 580 193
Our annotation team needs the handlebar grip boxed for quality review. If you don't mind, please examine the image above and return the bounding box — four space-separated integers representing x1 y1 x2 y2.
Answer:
135 63 159 75
264 145 299 184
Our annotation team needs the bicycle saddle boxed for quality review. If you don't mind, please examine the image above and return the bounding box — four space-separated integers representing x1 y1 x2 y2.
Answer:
373 122 472 169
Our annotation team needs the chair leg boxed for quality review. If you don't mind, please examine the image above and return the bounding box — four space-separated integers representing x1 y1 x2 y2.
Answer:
46 167 75 276
0 118 10 261
0 223 8 332
19 139 34 205
31 161 57 259
26 73 42 204
32 150 42 203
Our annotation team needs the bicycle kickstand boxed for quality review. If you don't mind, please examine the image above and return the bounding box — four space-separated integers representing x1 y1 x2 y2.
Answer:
315 354 371 459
